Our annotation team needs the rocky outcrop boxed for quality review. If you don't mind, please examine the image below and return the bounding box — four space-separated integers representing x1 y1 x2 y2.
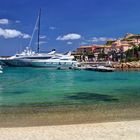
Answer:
113 61 140 69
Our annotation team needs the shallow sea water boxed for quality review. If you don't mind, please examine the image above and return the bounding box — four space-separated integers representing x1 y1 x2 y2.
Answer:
0 67 140 107
0 67 140 126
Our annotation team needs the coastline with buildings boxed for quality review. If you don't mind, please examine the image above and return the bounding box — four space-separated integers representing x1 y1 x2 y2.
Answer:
72 33 140 70
1 33 140 139
1 33 140 71
1 0 140 139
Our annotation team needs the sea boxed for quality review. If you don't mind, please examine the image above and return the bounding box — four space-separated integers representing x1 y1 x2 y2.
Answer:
0 67 140 106
0 67 140 126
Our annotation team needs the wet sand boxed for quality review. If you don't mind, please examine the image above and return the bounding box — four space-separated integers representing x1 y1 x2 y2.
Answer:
0 103 140 127
0 103 140 139
0 120 140 140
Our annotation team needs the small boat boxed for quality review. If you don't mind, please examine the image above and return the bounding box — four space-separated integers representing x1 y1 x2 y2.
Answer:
0 65 3 73
73 65 96 70
76 65 115 72
95 65 115 72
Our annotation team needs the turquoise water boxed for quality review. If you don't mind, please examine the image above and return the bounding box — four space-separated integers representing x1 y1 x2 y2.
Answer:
0 67 140 107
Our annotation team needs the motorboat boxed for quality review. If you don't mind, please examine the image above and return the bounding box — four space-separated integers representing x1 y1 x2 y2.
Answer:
29 53 78 69
0 48 78 69
0 48 56 67
0 10 78 69
75 65 115 72
95 65 115 72
0 10 55 67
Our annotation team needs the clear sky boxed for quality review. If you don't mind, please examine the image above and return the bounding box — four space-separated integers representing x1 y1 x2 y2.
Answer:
0 0 140 56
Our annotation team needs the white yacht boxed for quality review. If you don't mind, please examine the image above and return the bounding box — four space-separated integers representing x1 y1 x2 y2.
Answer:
0 48 56 67
1 49 78 69
0 10 78 69
29 52 78 69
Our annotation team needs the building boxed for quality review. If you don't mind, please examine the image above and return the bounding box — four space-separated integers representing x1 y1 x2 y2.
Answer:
77 45 110 54
110 40 132 52
76 45 111 61
75 33 140 62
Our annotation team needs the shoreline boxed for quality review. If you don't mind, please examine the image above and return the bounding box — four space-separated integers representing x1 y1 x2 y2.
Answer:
80 61 140 71
0 103 140 128
0 120 140 140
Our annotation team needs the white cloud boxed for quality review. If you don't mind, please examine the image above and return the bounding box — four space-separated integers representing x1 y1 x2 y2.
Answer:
57 33 81 41
67 42 73 45
22 34 31 39
36 41 47 45
90 37 116 42
40 35 46 39
49 26 56 30
39 41 47 45
0 28 30 39
0 19 9 25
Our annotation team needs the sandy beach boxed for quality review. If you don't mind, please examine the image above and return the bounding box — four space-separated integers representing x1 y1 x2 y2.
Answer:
0 120 140 140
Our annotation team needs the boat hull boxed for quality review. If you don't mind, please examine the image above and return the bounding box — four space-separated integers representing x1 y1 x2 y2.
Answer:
0 59 32 67
1 59 78 69
78 65 115 72
30 60 78 69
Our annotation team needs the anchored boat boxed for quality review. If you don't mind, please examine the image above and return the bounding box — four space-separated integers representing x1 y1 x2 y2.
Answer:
76 65 115 72
95 65 115 72
0 10 78 69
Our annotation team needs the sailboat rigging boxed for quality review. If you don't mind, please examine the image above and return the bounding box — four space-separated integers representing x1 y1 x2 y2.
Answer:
37 9 41 53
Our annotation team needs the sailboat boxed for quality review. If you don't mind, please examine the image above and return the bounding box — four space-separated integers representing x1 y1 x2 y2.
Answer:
0 10 78 69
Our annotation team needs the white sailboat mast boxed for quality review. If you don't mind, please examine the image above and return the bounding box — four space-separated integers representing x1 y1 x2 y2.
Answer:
28 9 41 53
